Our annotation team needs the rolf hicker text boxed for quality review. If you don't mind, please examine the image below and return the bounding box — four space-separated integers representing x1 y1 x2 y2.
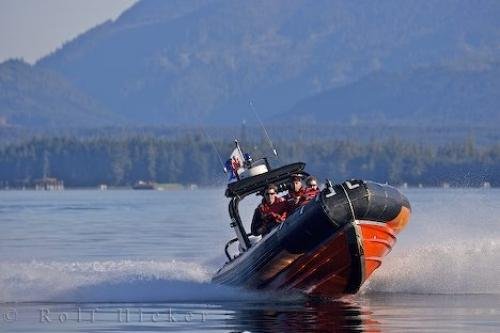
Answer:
22 307 207 324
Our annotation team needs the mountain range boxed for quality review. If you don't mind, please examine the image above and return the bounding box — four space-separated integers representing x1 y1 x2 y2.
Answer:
280 64 500 127
1 0 499 130
0 59 115 127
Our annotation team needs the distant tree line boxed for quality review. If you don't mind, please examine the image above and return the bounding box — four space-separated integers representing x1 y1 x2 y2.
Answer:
0 135 499 188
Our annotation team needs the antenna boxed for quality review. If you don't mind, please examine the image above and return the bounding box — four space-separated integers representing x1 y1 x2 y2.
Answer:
234 139 244 159
249 100 279 160
200 126 227 173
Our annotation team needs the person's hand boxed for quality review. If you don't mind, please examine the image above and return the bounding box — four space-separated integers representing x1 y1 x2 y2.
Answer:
269 212 280 220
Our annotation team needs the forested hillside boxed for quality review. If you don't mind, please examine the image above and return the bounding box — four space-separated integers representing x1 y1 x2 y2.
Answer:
1 136 498 188
0 60 117 127
281 64 500 126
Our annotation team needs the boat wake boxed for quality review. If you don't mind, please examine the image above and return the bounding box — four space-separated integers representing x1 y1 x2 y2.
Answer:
362 238 500 295
0 260 268 303
1 239 498 303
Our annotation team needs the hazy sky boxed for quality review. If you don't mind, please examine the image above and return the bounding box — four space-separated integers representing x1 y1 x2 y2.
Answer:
0 0 137 64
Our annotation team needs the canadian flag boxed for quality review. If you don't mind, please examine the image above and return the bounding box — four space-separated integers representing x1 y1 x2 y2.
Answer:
226 147 245 183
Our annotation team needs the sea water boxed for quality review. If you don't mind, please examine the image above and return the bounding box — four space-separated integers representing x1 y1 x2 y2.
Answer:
0 188 499 332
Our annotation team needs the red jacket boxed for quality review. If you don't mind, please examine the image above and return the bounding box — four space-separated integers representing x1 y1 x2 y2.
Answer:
251 197 288 236
284 187 306 212
302 187 320 204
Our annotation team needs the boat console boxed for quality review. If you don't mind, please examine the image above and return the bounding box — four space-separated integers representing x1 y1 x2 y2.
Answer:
225 161 309 254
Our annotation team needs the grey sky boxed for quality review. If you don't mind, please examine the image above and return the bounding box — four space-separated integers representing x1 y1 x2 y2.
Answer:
0 0 137 64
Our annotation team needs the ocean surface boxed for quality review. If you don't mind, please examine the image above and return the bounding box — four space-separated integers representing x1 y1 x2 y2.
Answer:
0 187 499 332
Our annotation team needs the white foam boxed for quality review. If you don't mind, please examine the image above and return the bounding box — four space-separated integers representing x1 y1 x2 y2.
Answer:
0 260 261 303
361 238 500 295
2 237 499 303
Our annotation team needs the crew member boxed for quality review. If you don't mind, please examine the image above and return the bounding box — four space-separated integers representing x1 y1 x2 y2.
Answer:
302 175 320 204
251 184 288 236
285 174 306 212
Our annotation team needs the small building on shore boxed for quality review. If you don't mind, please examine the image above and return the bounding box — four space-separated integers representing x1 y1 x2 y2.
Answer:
34 177 64 191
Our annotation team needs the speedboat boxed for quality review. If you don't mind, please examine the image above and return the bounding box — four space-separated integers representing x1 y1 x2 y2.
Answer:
212 155 411 297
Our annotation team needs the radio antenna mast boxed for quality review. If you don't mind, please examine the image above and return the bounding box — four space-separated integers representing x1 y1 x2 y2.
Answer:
200 126 227 173
249 100 279 160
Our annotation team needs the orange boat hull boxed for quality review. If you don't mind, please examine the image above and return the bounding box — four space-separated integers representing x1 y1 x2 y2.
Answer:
360 206 410 281
264 206 410 296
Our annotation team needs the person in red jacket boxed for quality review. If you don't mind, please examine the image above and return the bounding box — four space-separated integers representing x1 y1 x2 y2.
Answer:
251 184 288 236
284 174 306 213
302 176 320 204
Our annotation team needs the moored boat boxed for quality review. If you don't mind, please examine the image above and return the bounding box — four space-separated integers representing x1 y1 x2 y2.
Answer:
132 180 156 190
